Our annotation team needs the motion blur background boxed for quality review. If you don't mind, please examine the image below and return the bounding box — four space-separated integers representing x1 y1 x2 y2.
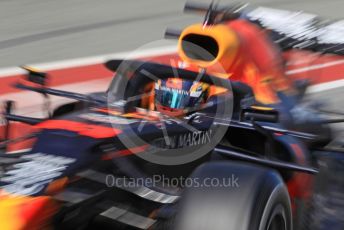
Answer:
1 0 344 66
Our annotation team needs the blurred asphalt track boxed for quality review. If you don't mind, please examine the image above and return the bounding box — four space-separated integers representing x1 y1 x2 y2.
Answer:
0 0 343 133
1 0 344 66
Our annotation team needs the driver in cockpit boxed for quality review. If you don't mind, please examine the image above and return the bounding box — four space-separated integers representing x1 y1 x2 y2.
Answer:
153 78 210 117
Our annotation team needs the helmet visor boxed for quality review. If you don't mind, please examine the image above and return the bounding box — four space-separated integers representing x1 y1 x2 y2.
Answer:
155 88 191 109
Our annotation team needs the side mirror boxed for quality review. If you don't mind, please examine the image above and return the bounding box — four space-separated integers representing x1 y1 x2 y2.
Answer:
240 106 279 123
21 66 47 86
20 66 51 117
2 100 14 142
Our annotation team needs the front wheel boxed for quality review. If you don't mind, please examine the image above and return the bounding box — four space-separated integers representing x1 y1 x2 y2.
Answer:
173 162 292 230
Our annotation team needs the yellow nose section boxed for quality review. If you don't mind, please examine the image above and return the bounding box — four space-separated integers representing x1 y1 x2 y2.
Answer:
0 192 57 230
178 23 240 73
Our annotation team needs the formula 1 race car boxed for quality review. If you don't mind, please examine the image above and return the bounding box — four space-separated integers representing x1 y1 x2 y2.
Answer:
0 2 343 230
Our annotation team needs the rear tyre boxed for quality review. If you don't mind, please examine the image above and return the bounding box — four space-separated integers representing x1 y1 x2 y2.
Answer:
173 162 292 230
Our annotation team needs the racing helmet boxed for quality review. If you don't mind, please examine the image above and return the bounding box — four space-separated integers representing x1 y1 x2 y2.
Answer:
154 78 209 116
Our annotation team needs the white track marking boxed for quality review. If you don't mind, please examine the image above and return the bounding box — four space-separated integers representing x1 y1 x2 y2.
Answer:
0 46 177 77
0 45 343 79
307 79 344 93
286 59 344 75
